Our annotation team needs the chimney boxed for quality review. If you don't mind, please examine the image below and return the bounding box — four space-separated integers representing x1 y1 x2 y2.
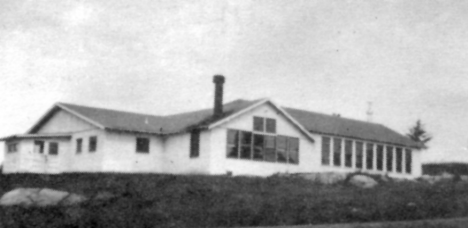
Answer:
213 75 225 118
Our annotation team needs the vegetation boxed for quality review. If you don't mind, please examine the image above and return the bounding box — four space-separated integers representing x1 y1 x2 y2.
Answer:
0 173 468 228
423 162 468 176
407 120 432 149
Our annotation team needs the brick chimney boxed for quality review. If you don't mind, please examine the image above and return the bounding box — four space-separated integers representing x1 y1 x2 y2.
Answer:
213 75 225 118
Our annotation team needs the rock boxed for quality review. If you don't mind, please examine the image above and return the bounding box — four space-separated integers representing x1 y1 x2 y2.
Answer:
0 188 87 207
349 175 378 188
460 175 468 182
94 191 116 201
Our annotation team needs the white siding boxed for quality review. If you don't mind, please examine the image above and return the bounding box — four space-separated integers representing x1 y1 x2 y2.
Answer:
37 110 95 133
68 129 106 172
207 103 319 176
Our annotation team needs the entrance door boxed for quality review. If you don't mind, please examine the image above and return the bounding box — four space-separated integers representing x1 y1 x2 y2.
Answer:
45 142 61 173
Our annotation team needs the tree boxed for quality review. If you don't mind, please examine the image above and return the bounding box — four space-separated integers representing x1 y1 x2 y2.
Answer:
407 120 432 149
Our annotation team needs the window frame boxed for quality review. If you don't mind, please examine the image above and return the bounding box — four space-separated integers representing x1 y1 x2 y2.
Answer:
89 136 97 152
321 137 331 165
396 147 403 173
355 141 363 169
265 118 276 133
76 138 82 154
136 137 150 154
376 144 384 171
366 143 374 170
253 117 264 132
386 146 393 172
7 143 18 153
49 142 59 155
190 130 200 158
344 140 353 168
333 138 342 167
34 140 45 154
405 148 412 174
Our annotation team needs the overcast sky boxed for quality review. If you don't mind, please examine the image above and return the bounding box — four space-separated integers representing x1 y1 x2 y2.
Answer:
1 0 468 163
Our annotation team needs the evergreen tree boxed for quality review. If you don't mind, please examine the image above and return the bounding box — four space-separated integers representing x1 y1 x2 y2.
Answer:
407 120 432 149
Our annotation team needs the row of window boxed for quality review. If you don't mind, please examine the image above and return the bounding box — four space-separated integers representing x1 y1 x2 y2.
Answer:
33 141 59 155
76 136 98 153
7 143 18 153
321 137 412 174
226 129 299 164
253 117 277 133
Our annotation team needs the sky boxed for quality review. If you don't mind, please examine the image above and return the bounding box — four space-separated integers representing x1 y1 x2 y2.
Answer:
1 0 468 163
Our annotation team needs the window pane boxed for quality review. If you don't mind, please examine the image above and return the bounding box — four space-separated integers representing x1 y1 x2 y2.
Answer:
7 143 17 153
321 137 331 165
366 143 374 170
76 139 82 153
34 141 44 154
345 140 352 167
266 118 276 133
253 134 264 160
405 149 412 174
396 148 403 173
190 131 200 158
355 142 363 168
253 117 264 132
376 145 384 171
89 136 97 152
333 138 342 167
49 142 58 155
137 137 150 153
386 146 393 172
240 131 252 159
264 135 276 162
227 130 239 158
288 137 299 164
277 135 288 163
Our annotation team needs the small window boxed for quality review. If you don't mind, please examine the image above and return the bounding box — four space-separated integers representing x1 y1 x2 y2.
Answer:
76 138 82 154
34 141 44 154
376 145 384 171
227 130 239 158
386 146 394 172
89 136 97 152
7 143 18 153
333 138 342 167
366 143 374 170
344 140 353 167
266 118 276 133
49 142 59 155
405 149 412 174
253 117 264 132
396 147 403 173
288 137 299 164
321 137 331 165
190 130 200 158
136 137 150 153
355 142 363 168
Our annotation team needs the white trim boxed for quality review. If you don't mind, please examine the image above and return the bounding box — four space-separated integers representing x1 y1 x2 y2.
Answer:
208 98 315 142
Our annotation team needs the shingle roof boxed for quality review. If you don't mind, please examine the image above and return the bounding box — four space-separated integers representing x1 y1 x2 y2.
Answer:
48 99 417 148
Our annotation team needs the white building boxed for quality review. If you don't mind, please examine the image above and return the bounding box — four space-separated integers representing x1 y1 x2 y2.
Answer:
0 76 421 178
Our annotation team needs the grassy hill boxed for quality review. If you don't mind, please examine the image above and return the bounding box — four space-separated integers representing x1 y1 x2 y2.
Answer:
0 173 468 228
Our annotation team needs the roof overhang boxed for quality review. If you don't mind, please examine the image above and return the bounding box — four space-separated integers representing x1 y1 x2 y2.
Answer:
207 99 316 143
0 133 72 141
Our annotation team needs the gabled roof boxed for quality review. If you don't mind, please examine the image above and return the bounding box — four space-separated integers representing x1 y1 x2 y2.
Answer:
26 99 418 148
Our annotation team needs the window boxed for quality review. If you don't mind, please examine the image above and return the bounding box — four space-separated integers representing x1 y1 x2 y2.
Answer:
189 131 200 158
253 117 264 132
7 143 17 153
386 146 393 172
49 142 59 155
227 130 240 158
355 142 363 169
266 118 276 133
321 137 331 165
240 131 252 159
276 135 288 163
405 149 412 174
89 136 97 152
396 147 403 173
366 143 374 170
333 138 342 167
34 141 44 154
253 134 265 160
376 145 384 171
137 137 150 153
76 139 82 154
345 140 353 167
264 135 276 162
288 137 299 164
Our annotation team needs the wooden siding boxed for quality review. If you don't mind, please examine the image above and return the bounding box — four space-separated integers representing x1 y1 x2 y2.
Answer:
37 110 96 134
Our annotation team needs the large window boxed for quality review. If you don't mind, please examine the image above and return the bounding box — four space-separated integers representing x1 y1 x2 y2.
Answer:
333 138 342 167
366 143 374 170
7 143 17 153
34 141 44 154
386 146 393 172
49 142 59 155
321 137 331 165
376 145 384 171
345 140 353 167
227 129 298 165
355 142 363 169
89 136 97 152
405 149 412 174
396 147 403 173
76 138 82 154
137 137 150 153
190 131 200 158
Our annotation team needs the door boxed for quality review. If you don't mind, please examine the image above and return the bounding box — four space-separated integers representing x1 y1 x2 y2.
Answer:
45 142 61 173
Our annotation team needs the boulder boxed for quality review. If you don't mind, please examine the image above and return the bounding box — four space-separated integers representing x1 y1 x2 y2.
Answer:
0 188 39 206
60 193 88 206
349 175 378 188
34 188 70 206
0 188 87 207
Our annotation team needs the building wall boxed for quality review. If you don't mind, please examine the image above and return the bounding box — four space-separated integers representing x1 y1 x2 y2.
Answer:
207 103 319 176
37 110 95 133
162 131 212 174
101 131 164 173
67 129 106 172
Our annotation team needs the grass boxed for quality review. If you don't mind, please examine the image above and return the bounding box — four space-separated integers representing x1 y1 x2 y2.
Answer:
0 173 468 228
